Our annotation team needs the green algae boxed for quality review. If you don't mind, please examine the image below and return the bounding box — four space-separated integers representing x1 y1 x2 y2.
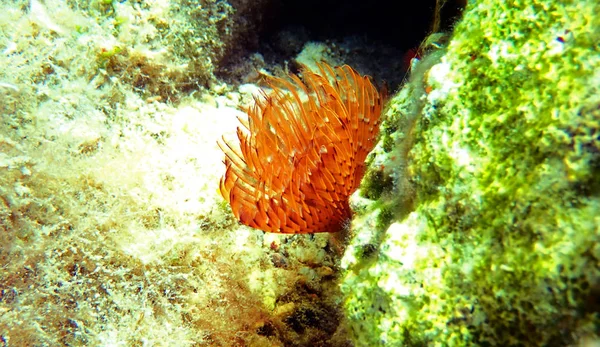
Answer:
341 0 600 345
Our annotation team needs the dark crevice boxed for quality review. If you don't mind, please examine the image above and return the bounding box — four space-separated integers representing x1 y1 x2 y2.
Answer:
217 0 465 89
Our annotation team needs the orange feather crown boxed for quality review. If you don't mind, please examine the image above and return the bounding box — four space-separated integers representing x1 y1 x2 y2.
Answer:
218 62 385 233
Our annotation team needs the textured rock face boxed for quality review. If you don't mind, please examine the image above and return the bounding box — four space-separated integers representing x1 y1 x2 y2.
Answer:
0 1 345 345
341 0 600 345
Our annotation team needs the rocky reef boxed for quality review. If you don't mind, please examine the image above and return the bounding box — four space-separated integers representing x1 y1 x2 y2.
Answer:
341 0 600 345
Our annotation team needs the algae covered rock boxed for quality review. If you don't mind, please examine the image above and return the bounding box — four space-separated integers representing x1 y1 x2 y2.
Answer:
341 0 600 345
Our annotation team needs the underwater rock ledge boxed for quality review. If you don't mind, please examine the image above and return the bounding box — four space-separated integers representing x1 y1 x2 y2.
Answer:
341 0 600 345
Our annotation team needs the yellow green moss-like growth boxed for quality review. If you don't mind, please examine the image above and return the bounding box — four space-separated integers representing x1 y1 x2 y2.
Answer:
341 0 600 345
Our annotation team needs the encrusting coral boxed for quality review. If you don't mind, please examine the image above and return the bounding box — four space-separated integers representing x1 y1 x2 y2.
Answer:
219 62 386 233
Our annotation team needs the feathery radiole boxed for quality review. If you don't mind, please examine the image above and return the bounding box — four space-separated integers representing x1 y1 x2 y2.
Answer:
219 62 385 233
